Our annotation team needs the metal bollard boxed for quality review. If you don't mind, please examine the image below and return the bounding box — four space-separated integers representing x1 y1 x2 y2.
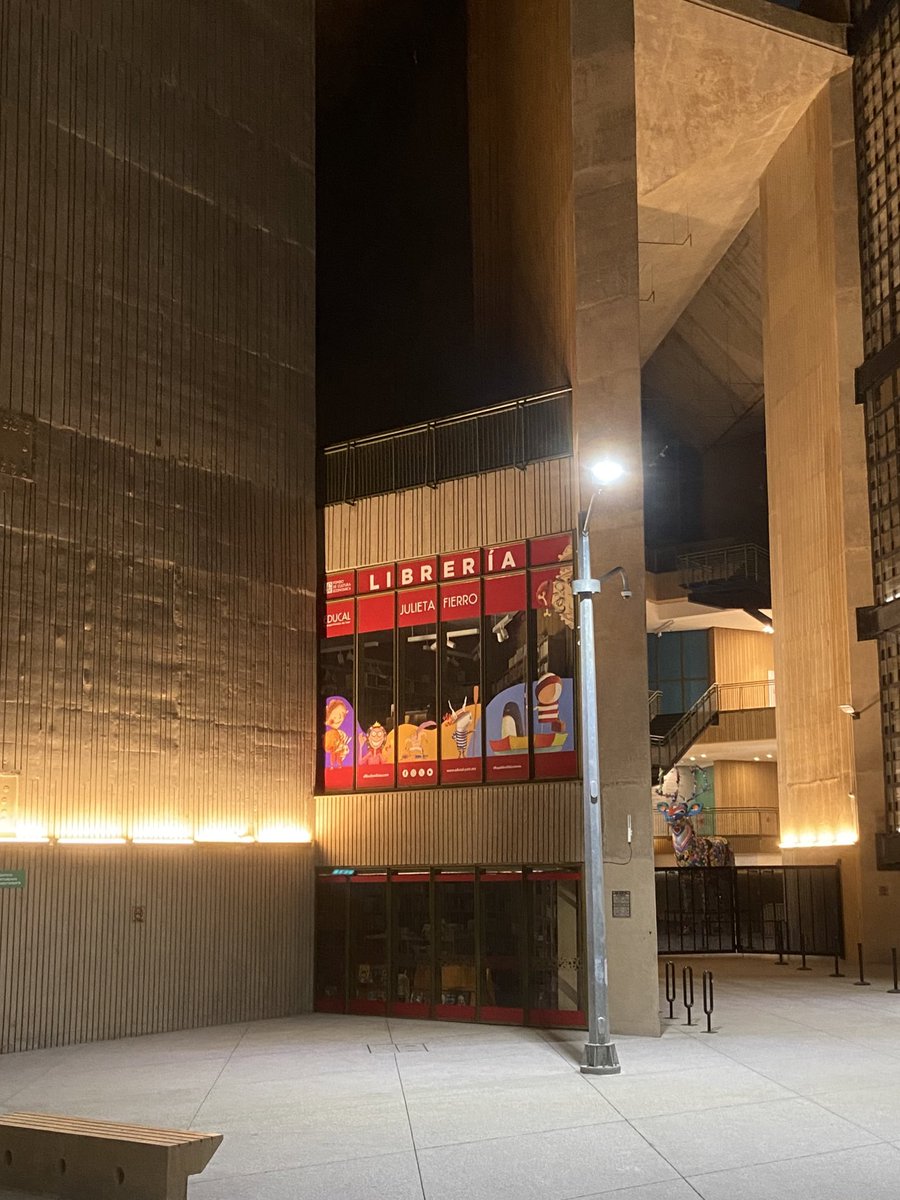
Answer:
682 965 695 1027
888 948 900 995
702 970 716 1034
854 941 871 987
775 920 788 965
665 960 677 1019
797 932 811 971
829 937 844 978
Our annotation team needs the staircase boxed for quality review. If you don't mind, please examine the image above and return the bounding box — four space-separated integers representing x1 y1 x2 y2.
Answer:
650 684 720 775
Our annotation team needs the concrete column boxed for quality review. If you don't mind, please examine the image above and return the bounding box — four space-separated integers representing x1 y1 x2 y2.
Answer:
570 0 660 1035
761 72 896 956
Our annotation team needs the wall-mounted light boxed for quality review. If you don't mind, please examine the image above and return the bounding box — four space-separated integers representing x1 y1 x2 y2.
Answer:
590 459 626 488
839 704 861 720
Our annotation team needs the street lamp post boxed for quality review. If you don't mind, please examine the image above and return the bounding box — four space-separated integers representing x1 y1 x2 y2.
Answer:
572 476 629 1076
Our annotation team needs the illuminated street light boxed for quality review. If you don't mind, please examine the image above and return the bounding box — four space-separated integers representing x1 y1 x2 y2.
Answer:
572 463 629 1076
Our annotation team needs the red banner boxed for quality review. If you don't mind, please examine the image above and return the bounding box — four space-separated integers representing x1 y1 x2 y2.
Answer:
484 572 526 615
326 571 356 598
398 587 437 628
483 541 526 574
397 557 438 588
325 599 355 639
440 579 482 620
439 549 481 581
529 533 573 566
357 592 395 633
358 563 395 593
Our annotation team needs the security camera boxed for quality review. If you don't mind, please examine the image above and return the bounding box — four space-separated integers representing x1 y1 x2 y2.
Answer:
621 589 632 599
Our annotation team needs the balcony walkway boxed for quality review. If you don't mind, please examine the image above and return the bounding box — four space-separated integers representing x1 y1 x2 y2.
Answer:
2 958 900 1197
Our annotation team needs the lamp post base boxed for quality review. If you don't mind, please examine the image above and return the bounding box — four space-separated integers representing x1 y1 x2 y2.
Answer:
580 1041 621 1075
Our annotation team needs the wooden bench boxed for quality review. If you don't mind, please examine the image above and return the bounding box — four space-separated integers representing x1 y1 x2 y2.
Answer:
0 1113 222 1200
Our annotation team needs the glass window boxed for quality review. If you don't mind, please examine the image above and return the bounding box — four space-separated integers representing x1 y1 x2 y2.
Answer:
530 556 577 780
391 874 432 1016
320 602 356 791
347 875 388 1015
483 574 529 782
357 594 396 789
440 580 483 784
397 588 438 788
435 872 476 1020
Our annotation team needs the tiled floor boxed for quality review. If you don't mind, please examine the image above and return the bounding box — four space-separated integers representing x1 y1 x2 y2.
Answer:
3 957 900 1197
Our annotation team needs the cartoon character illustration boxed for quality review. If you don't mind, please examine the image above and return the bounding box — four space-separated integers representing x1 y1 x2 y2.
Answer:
655 766 733 867
323 697 350 767
534 672 564 733
401 720 437 761
535 544 575 630
359 721 388 765
500 701 524 741
444 692 477 758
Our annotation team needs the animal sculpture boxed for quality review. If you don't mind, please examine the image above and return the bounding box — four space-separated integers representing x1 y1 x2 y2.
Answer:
655 766 733 867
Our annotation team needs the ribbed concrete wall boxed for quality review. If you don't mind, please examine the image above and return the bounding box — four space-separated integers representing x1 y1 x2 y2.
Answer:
0 0 315 1045
0 845 314 1053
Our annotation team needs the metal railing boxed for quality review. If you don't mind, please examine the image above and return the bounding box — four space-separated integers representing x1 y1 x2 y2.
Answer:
650 679 774 770
650 684 719 771
677 544 770 589
656 865 844 957
716 679 775 711
323 388 572 505
648 690 662 721
653 807 780 840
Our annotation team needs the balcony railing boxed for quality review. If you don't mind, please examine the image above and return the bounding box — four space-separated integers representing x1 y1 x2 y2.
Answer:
650 678 775 771
653 807 780 840
323 388 572 505
677 543 770 590
716 679 775 711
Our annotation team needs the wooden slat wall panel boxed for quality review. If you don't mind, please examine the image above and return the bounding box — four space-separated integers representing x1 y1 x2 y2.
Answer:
324 459 577 571
711 629 774 688
713 761 779 811
0 845 314 1053
315 782 582 867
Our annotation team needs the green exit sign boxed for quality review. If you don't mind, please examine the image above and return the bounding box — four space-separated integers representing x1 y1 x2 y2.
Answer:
0 869 25 889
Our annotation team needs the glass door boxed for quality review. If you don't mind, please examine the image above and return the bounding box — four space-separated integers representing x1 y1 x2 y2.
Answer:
434 871 476 1021
526 869 585 1027
347 873 389 1015
390 871 433 1018
315 876 348 1012
478 870 525 1024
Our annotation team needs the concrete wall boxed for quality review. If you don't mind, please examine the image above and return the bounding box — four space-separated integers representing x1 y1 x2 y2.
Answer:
0 0 316 1043
467 0 574 399
761 73 896 953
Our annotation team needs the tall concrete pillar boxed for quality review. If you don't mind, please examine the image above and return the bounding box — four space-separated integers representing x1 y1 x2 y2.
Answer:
570 0 659 1036
761 72 898 955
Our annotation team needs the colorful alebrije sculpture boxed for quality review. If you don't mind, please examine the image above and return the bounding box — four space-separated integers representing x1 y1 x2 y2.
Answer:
655 765 733 867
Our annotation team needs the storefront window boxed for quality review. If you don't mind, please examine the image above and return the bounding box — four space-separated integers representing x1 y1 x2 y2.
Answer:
396 588 438 787
483 574 530 782
347 874 388 1015
530 535 577 780
356 594 396 789
320 602 356 791
316 867 584 1029
440 580 483 784
320 536 580 791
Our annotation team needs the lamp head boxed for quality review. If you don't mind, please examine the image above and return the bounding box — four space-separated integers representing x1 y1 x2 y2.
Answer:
590 459 626 488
